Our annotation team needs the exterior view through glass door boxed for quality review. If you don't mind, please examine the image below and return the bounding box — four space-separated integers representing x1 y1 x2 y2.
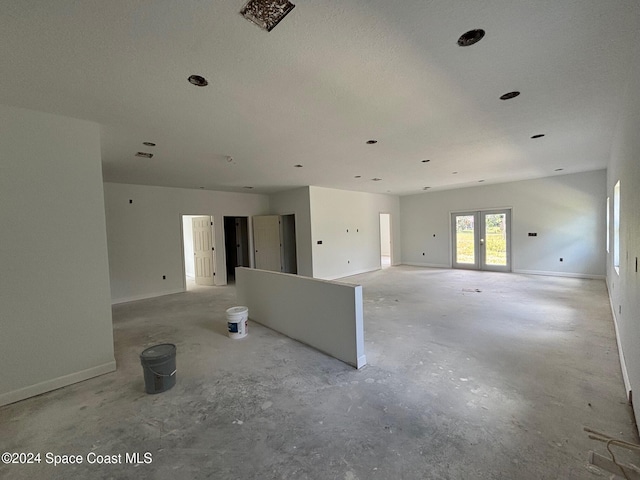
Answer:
452 209 511 272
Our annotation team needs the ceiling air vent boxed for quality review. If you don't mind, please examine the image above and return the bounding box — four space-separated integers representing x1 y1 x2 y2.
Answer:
240 0 295 32
135 152 153 158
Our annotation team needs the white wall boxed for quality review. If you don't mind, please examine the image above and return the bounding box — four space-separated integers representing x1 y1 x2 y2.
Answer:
401 170 607 278
182 216 196 278
104 183 269 303
380 213 391 256
606 49 640 420
236 268 365 368
0 105 115 406
268 187 313 277
309 186 401 280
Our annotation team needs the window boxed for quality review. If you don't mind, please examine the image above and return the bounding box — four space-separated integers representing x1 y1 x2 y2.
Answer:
613 181 620 274
606 197 610 253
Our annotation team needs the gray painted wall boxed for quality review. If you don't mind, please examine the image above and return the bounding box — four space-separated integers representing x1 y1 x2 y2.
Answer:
0 105 115 406
606 47 640 422
104 183 270 302
400 170 607 278
309 186 401 280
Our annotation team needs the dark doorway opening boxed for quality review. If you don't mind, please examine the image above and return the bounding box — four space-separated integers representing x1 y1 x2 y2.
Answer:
224 216 250 283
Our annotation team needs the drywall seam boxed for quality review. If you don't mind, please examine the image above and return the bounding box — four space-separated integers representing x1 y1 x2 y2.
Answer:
607 279 632 399
112 289 184 305
0 362 116 407
512 269 605 280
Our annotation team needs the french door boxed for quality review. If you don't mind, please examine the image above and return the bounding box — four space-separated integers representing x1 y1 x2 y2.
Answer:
451 209 511 272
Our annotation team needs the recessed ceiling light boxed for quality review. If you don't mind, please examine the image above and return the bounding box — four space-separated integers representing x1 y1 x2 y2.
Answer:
421 159 431 163
240 0 295 32
366 140 378 145
188 75 208 87
555 168 564 172
452 171 458 174
372 178 382 181
531 134 545 139
423 187 430 190
354 175 362 178
500 91 520 100
294 164 303 168
243 186 254 189
135 152 153 158
457 29 485 47
478 180 485 183
143 142 156 147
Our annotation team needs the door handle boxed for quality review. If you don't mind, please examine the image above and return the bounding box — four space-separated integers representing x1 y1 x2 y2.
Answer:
480 238 485 244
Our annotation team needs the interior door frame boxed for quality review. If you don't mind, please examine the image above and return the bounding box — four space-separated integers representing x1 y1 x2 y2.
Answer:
451 208 512 272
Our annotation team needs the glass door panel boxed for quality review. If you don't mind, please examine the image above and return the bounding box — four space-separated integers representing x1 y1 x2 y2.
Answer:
452 213 478 269
483 212 507 267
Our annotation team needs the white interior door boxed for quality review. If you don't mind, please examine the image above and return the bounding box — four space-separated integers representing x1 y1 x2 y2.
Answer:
452 209 511 272
193 216 215 285
253 215 282 272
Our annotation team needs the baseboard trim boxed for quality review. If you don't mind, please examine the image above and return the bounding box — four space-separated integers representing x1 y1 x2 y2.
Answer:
512 269 605 280
0 361 116 407
401 262 450 269
356 354 367 369
112 288 184 305
606 279 632 399
327 268 379 281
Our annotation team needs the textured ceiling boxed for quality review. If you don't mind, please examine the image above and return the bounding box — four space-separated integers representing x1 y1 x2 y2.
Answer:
1 0 638 195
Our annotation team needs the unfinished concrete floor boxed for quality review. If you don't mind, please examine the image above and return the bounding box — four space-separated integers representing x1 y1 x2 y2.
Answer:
1 267 637 480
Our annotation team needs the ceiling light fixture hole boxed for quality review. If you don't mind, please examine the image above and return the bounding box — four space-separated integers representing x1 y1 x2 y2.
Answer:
421 159 431 163
143 142 156 147
294 164 303 168
457 29 485 47
188 75 209 87
500 91 520 100
531 134 545 139
366 140 378 145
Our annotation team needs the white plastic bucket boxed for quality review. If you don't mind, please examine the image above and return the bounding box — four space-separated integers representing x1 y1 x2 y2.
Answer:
226 306 249 339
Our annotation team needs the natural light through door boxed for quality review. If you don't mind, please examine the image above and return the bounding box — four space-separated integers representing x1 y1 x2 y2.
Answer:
452 209 511 272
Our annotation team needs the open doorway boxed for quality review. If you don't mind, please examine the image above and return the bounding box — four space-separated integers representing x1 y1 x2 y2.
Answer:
379 213 391 269
224 217 250 283
182 215 215 290
281 214 297 274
